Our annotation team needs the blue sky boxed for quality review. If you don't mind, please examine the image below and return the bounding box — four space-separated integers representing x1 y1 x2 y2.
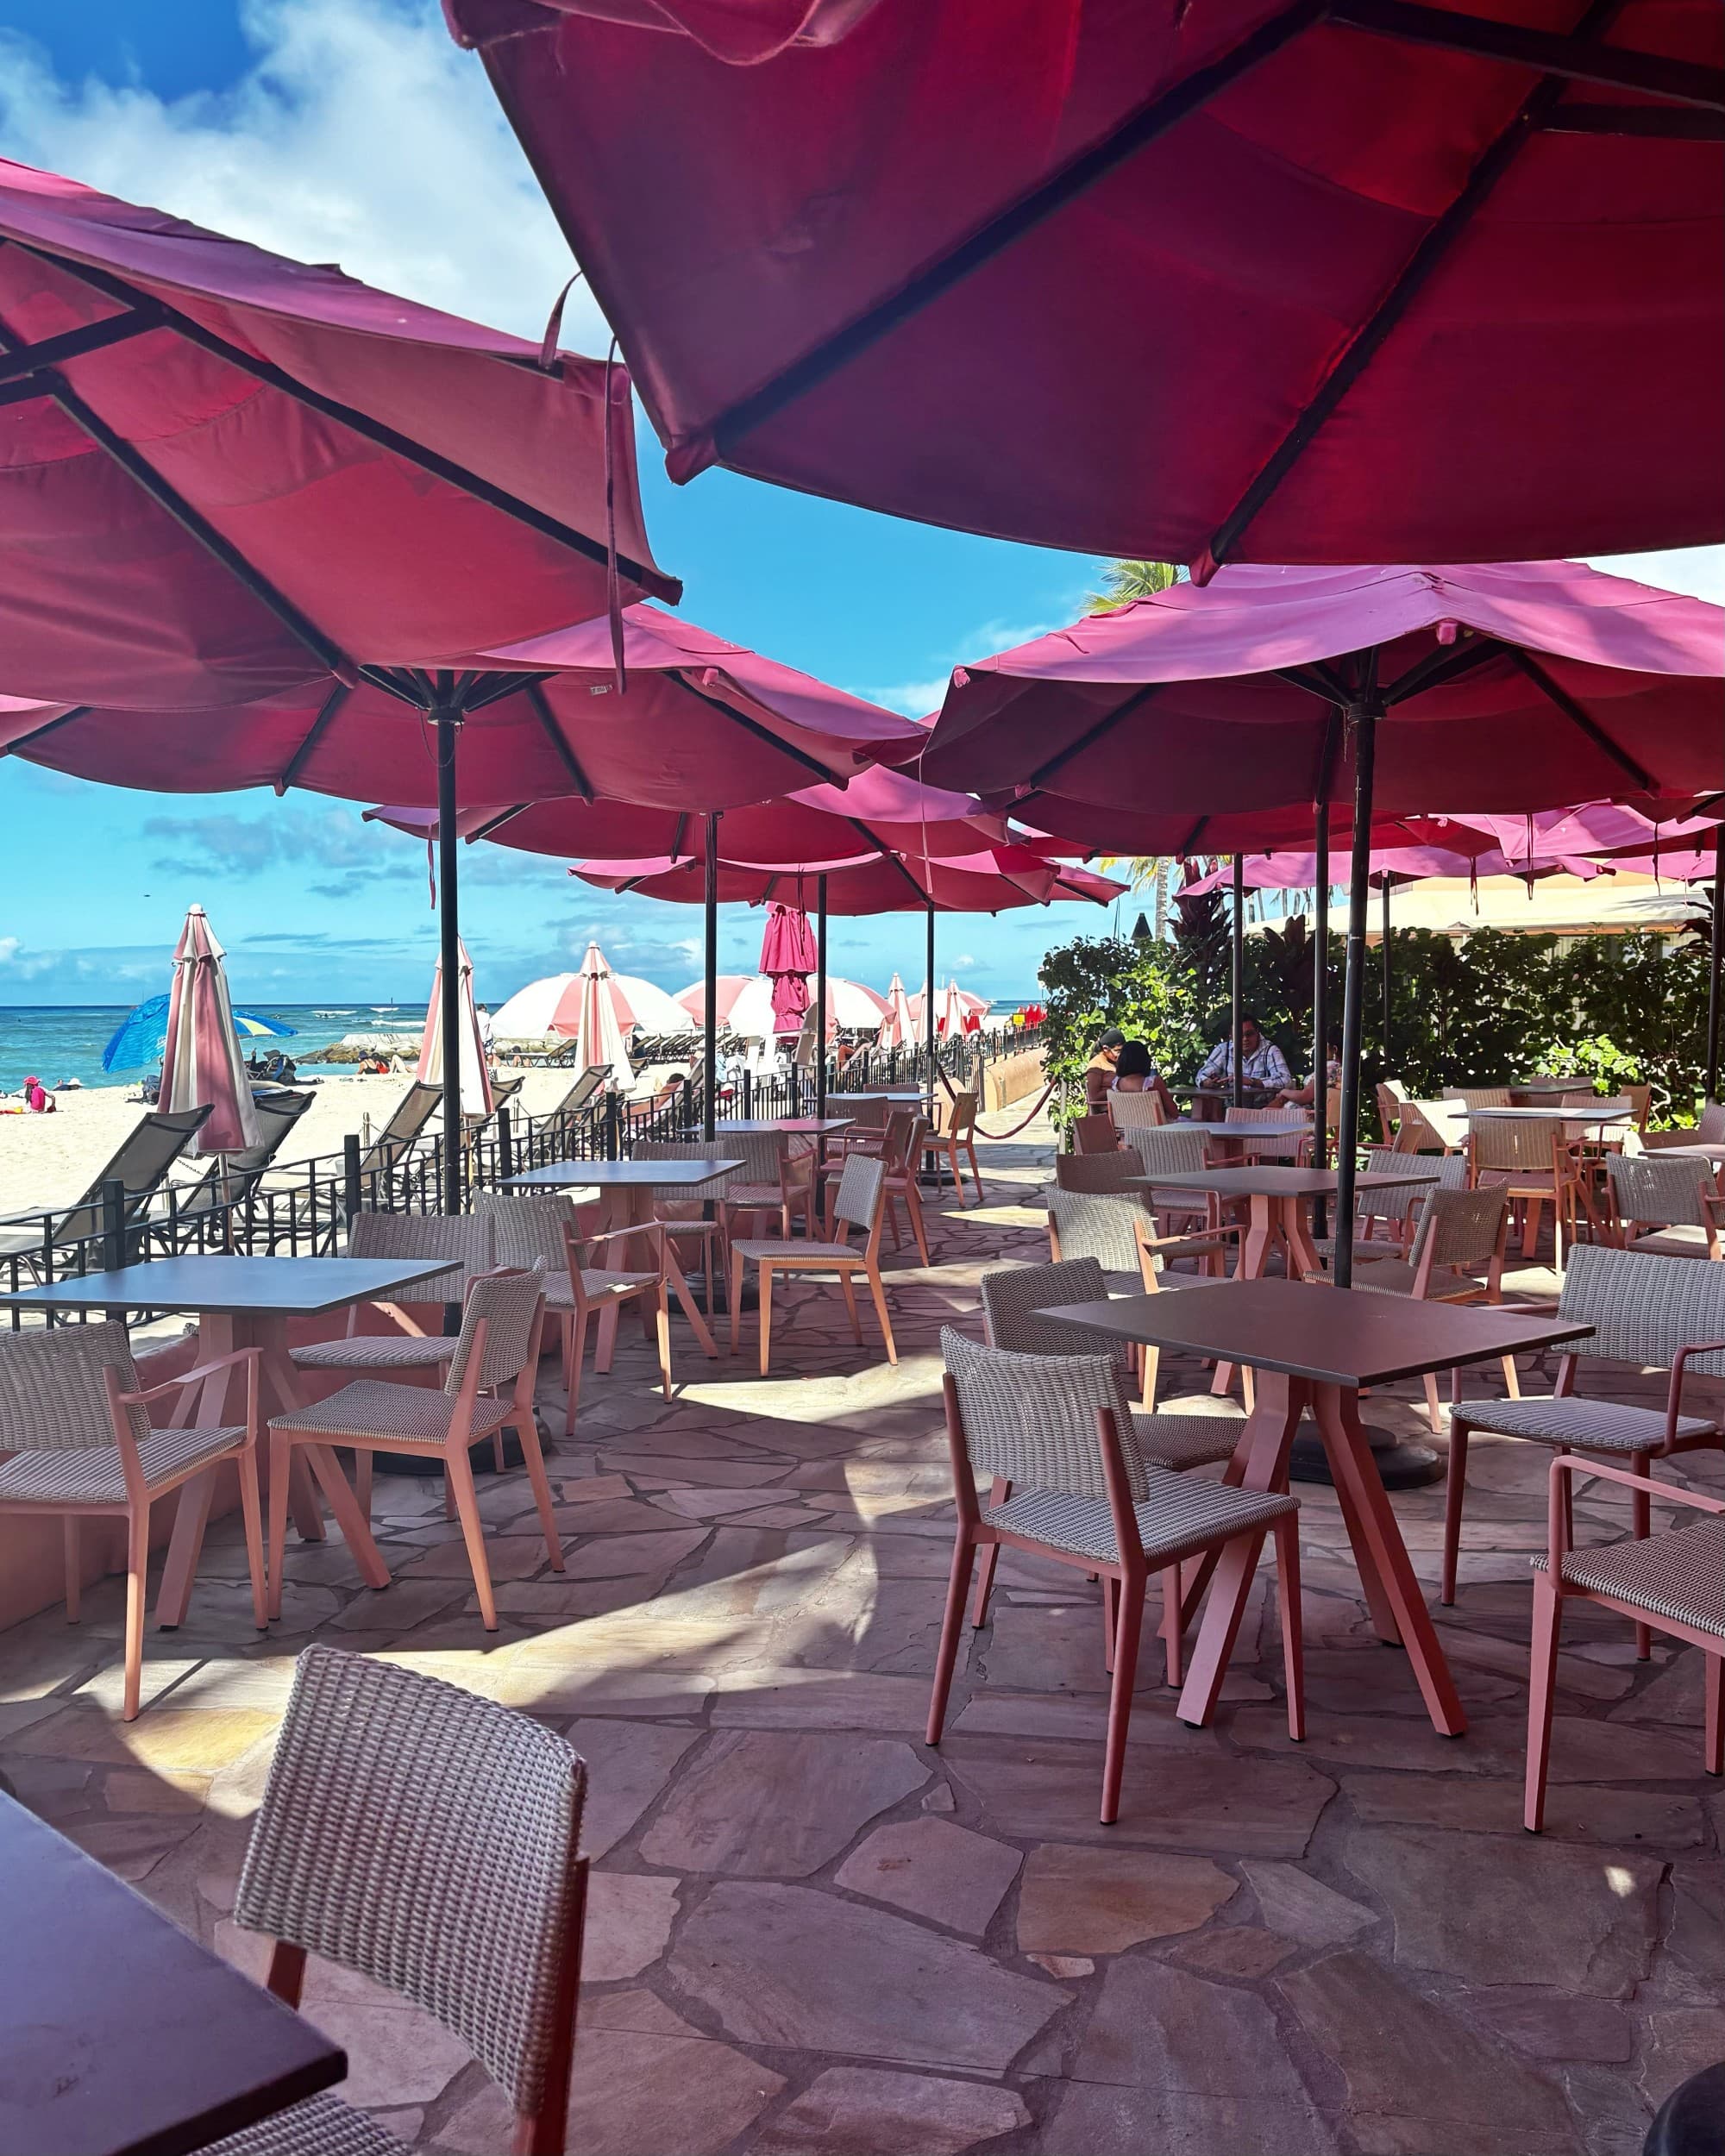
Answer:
1 0 1720 1012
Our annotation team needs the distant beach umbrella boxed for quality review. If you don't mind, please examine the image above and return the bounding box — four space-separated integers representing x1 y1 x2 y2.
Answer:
159 905 259 1154
876 974 916 1052
417 937 494 1119
101 992 293 1073
676 973 884 1042
492 951 685 1047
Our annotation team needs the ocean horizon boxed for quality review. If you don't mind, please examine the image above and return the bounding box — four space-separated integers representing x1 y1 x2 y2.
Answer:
0 1003 430 1094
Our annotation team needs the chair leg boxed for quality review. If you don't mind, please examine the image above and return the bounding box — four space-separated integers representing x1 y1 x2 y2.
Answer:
1101 1570 1145 1825
971 1479 1007 1624
729 1250 745 1356
1421 1370 1444 1437
966 1138 984 1205
1274 1516 1304 1740
1705 1652 1722 1777
1440 1423 1469 1606
1101 1574 1118 1674
267 1433 292 1621
1161 1566 1182 1686
122 1502 150 1722
563 1313 588 1437
926 1532 977 1745
758 1264 775 1377
655 1284 673 1401
1501 1353 1521 1401
1630 1451 1652 1660
1140 1344 1162 1413
594 1300 620 1374
63 1516 80 1624
444 1442 498 1630
905 1183 932 1266
236 1447 269 1631
354 1449 374 1523
304 1446 393 1590
864 1261 897 1365
1522 1195 1542 1259
520 1421 565 1572
837 1267 862 1344
1524 1570 1562 1831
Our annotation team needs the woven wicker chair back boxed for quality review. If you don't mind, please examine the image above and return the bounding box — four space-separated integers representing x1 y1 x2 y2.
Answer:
233 1645 586 2115
0 1319 147 1450
833 1151 887 1232
348 1211 492 1300
1408 1183 1509 1271
1107 1089 1165 1133
1445 1086 1514 1109
1048 1187 1148 1275
1559 1244 1725 1376
475 1192 576 1274
941 1089 979 1138
981 1258 1129 1364
1606 1151 1716 1229
1052 1149 1145 1194
1471 1117 1558 1175
942 1326 1145 1501
1133 1125 1214 1179
446 1267 545 1395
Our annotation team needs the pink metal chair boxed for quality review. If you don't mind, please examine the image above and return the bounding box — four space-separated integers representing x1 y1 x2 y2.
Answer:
1526 1459 1722 1830
927 1328 1302 1823
206 1644 588 2156
731 1151 898 1374
0 1320 267 1720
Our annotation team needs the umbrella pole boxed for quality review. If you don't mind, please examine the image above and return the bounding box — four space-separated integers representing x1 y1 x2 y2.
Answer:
1381 876 1392 1067
1709 845 1724 1106
1313 803 1330 1207
1334 701 1379 1290
815 875 829 1121
435 700 462 1215
925 902 937 1123
1230 855 1245 1107
703 813 718 1141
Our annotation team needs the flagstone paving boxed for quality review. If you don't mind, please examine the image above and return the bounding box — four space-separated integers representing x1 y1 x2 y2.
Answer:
2 1115 1721 2154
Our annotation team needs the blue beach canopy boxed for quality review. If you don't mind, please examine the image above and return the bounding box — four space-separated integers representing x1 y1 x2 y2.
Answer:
101 995 296 1073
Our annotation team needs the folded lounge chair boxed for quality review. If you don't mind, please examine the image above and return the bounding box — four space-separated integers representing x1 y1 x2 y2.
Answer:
0 1105 212 1279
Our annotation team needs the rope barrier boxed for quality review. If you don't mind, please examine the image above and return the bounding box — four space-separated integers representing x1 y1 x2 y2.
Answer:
931 1058 1059 1138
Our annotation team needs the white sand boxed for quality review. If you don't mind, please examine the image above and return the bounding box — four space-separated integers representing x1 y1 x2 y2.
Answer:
0 1063 605 1219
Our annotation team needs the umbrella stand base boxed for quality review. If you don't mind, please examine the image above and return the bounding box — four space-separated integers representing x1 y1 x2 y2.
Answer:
680 1273 757 1315
1287 1424 1444 1491
373 1432 528 1480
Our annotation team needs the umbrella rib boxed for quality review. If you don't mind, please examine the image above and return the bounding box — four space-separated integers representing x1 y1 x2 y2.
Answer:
703 0 1323 459
9 243 680 601
276 681 352 793
850 822 929 901
1179 817 1211 854
1197 0 1627 574
1380 635 1509 704
1330 0 1725 110
670 812 689 856
0 705 92 756
45 378 355 679
1274 663 1353 705
1502 648 1656 791
0 307 160 386
470 805 531 842
524 681 595 799
681 678 841 785
1543 101 1724 138
1026 683 1163 791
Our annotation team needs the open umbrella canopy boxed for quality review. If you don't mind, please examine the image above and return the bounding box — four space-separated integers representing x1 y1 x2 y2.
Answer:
1 605 919 811
1182 845 1603 893
922 561 1725 840
492 958 687 1042
678 973 887 1039
0 155 674 710
159 905 260 1155
447 0 1722 569
101 992 294 1072
1465 799 1722 862
362 754 1000 858
570 846 1126 913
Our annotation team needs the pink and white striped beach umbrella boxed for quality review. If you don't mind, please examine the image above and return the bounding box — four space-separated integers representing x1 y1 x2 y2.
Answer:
160 904 259 1155
417 937 494 1118
567 943 636 1073
876 974 916 1052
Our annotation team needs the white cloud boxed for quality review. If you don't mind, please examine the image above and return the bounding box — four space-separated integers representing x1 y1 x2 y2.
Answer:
1584 548 1725 605
0 0 609 351
862 610 1079 718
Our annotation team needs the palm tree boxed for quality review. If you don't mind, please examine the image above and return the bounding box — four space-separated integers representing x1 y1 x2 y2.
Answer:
1089 560 1182 915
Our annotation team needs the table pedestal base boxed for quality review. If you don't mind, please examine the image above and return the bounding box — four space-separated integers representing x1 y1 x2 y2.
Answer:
1289 1425 1444 1490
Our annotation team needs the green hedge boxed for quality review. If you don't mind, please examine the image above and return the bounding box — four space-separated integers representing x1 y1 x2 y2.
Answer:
1038 924 1710 1131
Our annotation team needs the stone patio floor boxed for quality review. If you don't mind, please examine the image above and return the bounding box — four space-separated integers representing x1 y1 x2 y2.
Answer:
1 1117 1721 2155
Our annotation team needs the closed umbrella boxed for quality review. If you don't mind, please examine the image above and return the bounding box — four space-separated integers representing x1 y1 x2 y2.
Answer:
160 906 258 1156
417 939 494 1120
760 902 819 1037
565 944 636 1077
877 975 917 1054
448 0 1722 567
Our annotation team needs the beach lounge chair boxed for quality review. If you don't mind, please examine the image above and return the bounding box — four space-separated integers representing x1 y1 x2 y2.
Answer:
543 1065 609 1142
153 1089 317 1251
0 1105 213 1280
260 1080 441 1221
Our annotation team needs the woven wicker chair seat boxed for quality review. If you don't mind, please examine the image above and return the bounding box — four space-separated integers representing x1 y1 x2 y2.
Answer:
1627 1225 1717 1258
720 1183 788 1209
986 1470 1295 1566
1533 1518 1725 1638
1130 1413 1244 1470
1460 1396 1715 1454
290 1335 457 1373
541 1267 658 1312
732 1238 858 1263
205 2090 404 2156
0 1423 244 1505
1349 1259 1482 1300
271 1382 514 1447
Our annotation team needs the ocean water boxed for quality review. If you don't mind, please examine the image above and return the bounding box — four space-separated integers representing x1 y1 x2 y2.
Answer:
0 1004 429 1095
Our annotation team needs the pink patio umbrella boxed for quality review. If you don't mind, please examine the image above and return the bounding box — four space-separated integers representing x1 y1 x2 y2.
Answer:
565 945 636 1075
491 960 686 1045
417 938 494 1121
160 904 259 1156
760 901 819 1037
446 0 1720 570
877 975 917 1055
922 559 1725 1280
676 975 887 1039
912 981 988 1038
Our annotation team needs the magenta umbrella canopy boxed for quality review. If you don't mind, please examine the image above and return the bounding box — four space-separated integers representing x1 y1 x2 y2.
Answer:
446 0 1721 570
760 899 819 1033
0 605 920 811
572 849 1126 914
922 561 1725 843
1181 844 1603 893
1465 800 1722 862
0 156 674 710
361 753 1001 856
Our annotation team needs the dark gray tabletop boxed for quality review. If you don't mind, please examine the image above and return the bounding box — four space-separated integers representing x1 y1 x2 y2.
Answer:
0 1793 344 2156
714 1119 855 1135
1192 1119 1314 1144
502 1158 744 1189
0 1255 453 1319
1470 1105 1630 1123
1132 1166 1440 1199
1040 1278 1592 1388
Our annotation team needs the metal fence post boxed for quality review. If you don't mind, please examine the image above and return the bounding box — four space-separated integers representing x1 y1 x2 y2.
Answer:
605 1088 622 1162
498 1104 514 1186
742 1068 753 1119
101 1177 127 1274
343 1133 362 1226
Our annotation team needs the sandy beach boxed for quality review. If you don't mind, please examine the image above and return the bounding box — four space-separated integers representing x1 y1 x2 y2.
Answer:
0 1065 605 1219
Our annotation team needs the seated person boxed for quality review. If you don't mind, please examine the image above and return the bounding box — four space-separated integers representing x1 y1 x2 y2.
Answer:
1112 1039 1177 1123
1274 1040 1341 1109
1083 1027 1125 1112
1195 1014 1292 1099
